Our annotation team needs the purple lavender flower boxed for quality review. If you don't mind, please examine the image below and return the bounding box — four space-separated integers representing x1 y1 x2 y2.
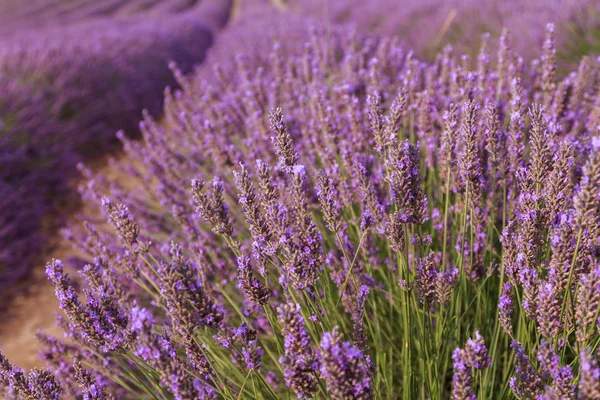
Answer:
464 331 491 370
241 340 264 371
191 177 233 236
270 107 299 172
452 348 476 400
510 341 542 398
352 285 373 375
435 267 459 307
440 103 459 192
527 105 552 187
415 251 437 305
158 242 224 332
519 265 540 321
73 359 114 400
576 265 600 346
146 333 215 400
277 302 319 398
46 259 131 353
317 169 343 232
452 331 490 400
0 350 62 400
285 165 324 290
237 256 271 305
579 350 600 400
573 151 600 257
386 211 406 253
541 23 557 106
234 164 273 247
101 197 140 250
536 341 575 399
386 140 428 225
319 327 373 400
536 281 562 339
498 283 514 335
367 93 386 155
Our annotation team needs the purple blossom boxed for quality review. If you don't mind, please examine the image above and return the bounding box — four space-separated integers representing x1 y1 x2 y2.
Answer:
579 350 600 400
452 331 490 400
277 303 319 398
237 256 271 305
319 327 373 400
510 341 543 398
498 283 514 335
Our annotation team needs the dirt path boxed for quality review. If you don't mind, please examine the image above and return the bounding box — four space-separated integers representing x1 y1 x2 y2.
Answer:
0 157 121 370
0 252 66 370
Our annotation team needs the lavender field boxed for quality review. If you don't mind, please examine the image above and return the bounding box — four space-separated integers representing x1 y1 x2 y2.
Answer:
1 0 600 399
0 0 235 290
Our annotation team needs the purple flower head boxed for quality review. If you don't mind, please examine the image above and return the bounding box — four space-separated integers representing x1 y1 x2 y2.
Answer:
319 327 372 400
0 351 62 400
241 340 263 371
101 197 140 250
130 306 155 334
270 107 299 172
576 265 600 346
498 283 514 335
579 350 600 400
510 341 542 398
387 139 428 224
464 331 491 370
452 332 490 399
191 177 233 236
73 359 113 400
237 256 271 305
277 302 319 398
452 348 476 400
536 281 561 339
157 241 224 359
352 285 373 375
46 259 131 353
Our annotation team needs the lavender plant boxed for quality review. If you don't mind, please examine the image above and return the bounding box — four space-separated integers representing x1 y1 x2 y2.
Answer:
2 21 600 399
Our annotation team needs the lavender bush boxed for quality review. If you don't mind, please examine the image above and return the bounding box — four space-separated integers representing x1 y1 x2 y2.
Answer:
0 0 232 290
1 20 599 399
295 0 600 62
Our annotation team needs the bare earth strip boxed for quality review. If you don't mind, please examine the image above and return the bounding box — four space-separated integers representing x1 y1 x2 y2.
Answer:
0 156 128 370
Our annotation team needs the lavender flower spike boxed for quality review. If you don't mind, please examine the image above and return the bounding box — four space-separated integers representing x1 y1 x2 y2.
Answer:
452 331 490 400
579 350 600 400
237 256 271 305
0 350 62 399
73 359 115 400
319 327 373 400
277 302 319 398
270 107 299 172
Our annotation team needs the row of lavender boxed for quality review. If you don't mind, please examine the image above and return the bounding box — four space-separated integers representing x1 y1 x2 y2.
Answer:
0 0 232 289
0 0 210 36
1 15 598 399
296 0 600 63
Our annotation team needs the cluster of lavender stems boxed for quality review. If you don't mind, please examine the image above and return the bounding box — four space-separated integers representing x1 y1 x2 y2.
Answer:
0 9 600 400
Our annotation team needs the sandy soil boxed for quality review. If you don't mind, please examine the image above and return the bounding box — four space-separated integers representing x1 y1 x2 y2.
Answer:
0 256 64 370
0 157 120 370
